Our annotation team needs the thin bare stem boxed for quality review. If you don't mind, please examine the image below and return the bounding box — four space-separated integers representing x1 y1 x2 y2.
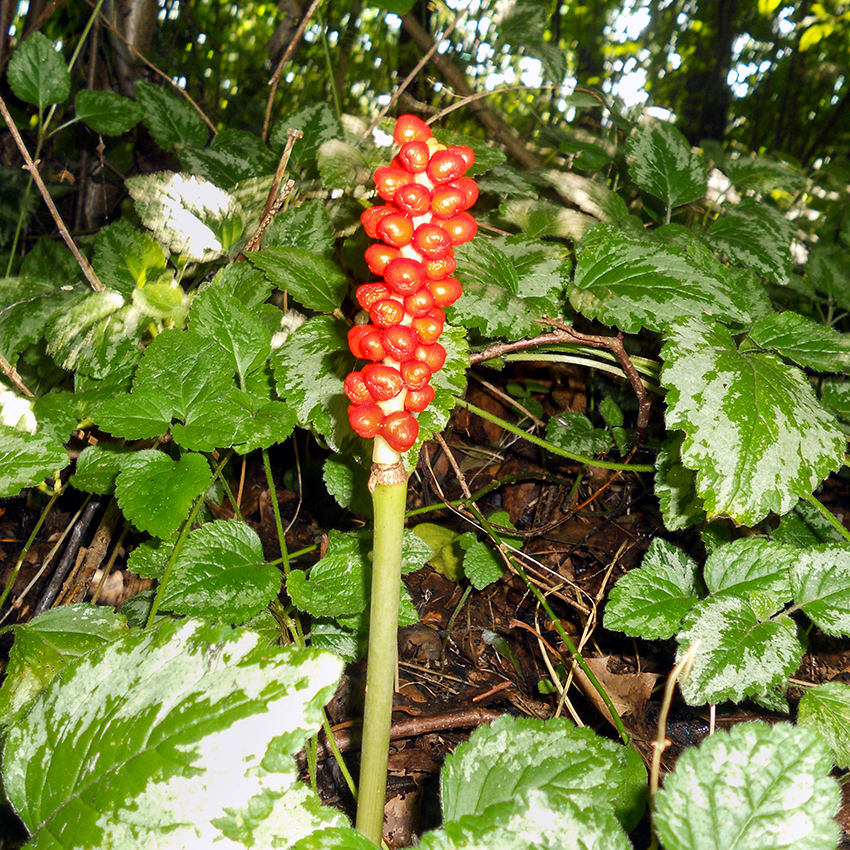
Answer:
0 351 33 396
0 93 103 291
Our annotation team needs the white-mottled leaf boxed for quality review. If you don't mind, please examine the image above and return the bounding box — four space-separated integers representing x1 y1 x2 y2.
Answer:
126 173 246 262
655 722 839 850
626 120 707 208
747 310 850 374
798 682 850 768
807 245 850 310
571 225 756 333
0 427 68 497
661 316 845 524
703 538 796 600
654 432 707 531
2 619 344 848
604 538 701 640
790 543 850 636
676 595 803 705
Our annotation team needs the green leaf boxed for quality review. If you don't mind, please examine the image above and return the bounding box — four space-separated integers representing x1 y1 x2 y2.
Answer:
160 519 280 624
0 604 127 727
654 432 707 531
626 119 707 208
654 722 839 850
75 90 141 135
725 155 807 194
323 455 372 517
676 595 803 705
93 220 170 298
115 449 211 538
499 197 597 240
453 236 570 340
414 523 467 581
0 427 68 497
316 139 373 189
772 499 850 547
661 316 845 524
441 715 647 833
571 224 759 333
798 682 850 768
807 245 850 310
273 103 343 173
706 199 793 285
703 538 797 600
747 310 850 374
434 131 508 177
292 827 381 850
248 247 348 312
208 261 274 309
790 544 850 636
135 80 208 151
2 619 345 848
7 32 70 111
127 172 246 262
69 443 133 494
181 128 276 187
263 200 335 257
462 541 505 590
230 397 297 454
546 411 611 456
605 538 701 640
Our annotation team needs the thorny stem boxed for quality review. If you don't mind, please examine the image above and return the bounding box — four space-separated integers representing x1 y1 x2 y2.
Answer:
355 460 409 846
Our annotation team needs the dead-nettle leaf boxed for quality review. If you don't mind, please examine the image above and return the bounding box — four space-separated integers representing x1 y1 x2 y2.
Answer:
126 173 246 262
661 315 845 525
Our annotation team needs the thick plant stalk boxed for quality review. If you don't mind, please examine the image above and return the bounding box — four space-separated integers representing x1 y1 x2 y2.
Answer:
355 460 409 845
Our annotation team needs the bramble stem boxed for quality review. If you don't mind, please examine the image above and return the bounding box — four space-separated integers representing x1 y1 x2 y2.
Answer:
355 461 408 846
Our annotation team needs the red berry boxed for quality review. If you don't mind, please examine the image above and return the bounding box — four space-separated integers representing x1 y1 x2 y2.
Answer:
356 283 391 310
412 312 444 345
383 325 418 361
404 385 436 412
426 276 463 307
424 254 456 279
349 403 384 438
430 185 467 218
344 372 374 405
427 150 468 184
415 342 446 372
361 205 398 239
374 166 413 202
394 114 431 145
398 140 430 173
404 287 435 317
377 212 414 247
414 223 453 259
400 359 431 390
369 298 405 328
359 329 387 361
394 183 432 216
348 324 373 359
365 243 401 275
362 363 404 401
441 211 478 245
381 410 419 452
384 257 426 295
447 145 475 170
449 177 479 209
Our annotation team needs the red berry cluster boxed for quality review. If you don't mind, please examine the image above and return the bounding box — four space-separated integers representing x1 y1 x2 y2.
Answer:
345 114 478 456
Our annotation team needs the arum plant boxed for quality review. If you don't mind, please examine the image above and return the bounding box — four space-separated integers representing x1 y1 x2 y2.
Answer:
345 114 478 844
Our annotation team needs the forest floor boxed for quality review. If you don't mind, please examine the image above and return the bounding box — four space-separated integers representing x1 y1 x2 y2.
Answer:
1 362 849 848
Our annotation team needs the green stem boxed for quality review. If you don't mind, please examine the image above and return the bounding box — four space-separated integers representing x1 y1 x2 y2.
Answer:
355 461 409 845
456 398 655 472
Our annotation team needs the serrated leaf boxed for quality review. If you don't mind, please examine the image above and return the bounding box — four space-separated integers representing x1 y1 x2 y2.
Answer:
476 165 538 198
724 155 806 194
231 398 296 454
94 392 173 440
676 595 803 705
135 80 208 151
790 544 850 635
323 455 372 517
181 128 276 188
93 220 169 297
453 236 569 340
316 139 373 189
626 120 707 208
0 604 127 727
820 378 850 426
273 103 343 173
7 32 70 111
605 538 701 639
127 172 246 262
772 499 849 547
2 619 344 848
546 411 611 456
127 535 174 579
571 225 755 333
433 131 508 176
798 682 850 768
462 541 505 590
748 310 850 374
661 316 845 524
441 715 646 833
706 199 792 285
0 278 83 363
654 432 707 531
0 427 69 497
540 170 630 225
292 827 381 850
807 245 850 310
69 443 132 493
703 538 796 600
263 200 335 256
160 519 280 624
208 261 274 308
115 449 211 538
248 246 348 312
75 90 141 135
654 722 839 850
